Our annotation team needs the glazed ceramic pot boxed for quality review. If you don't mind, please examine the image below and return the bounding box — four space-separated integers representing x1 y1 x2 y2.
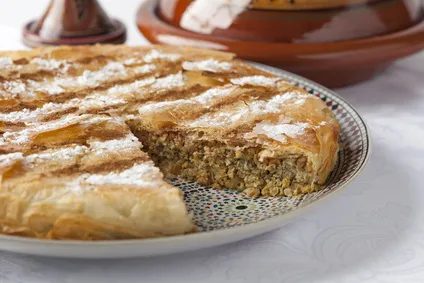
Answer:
23 0 126 47
137 0 424 87
158 0 423 43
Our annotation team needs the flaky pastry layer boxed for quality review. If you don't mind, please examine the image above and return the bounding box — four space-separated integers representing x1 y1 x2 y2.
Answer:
0 45 340 240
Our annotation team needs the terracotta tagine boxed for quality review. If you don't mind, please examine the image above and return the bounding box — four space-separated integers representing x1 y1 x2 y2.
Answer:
23 0 126 48
137 0 424 88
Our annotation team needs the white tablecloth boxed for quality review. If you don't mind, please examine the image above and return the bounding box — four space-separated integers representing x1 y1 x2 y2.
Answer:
1 1 424 282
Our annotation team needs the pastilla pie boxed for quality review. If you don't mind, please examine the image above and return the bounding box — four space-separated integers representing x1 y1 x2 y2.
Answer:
0 45 340 240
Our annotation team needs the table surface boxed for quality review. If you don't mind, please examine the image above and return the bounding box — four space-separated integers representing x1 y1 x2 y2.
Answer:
1 1 424 282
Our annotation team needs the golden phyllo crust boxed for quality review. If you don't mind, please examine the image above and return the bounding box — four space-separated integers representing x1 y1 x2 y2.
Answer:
0 45 340 240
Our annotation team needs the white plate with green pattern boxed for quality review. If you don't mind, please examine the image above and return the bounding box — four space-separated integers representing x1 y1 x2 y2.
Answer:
0 63 371 258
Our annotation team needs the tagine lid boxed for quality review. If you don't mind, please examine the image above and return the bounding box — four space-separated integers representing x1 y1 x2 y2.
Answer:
23 0 126 48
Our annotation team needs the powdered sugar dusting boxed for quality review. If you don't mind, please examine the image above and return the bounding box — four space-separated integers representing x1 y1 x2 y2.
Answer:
187 91 309 128
9 62 128 97
133 64 156 74
123 114 138 120
0 89 13 100
138 85 237 114
3 81 27 96
151 72 185 89
1 130 31 145
143 50 180 63
0 61 157 99
263 92 308 112
76 62 127 87
108 77 156 95
138 99 192 114
192 86 236 106
0 152 23 168
182 59 231 72
33 62 128 92
0 57 13 68
80 163 163 188
294 98 306 105
123 58 141 65
78 115 113 126
0 93 126 123
231 76 280 87
80 94 126 110
252 121 310 144
88 134 141 157
27 79 64 95
0 114 110 145
0 108 33 122
31 58 70 72
24 145 87 168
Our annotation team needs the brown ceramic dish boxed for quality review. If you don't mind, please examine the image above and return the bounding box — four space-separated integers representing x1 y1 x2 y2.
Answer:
158 0 423 43
23 0 126 48
137 0 424 87
248 0 381 10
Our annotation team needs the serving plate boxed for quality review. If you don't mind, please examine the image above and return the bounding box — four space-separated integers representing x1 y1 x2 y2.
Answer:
0 63 371 258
